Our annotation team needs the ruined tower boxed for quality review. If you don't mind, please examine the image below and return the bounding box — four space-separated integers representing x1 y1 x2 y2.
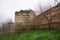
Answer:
15 10 35 25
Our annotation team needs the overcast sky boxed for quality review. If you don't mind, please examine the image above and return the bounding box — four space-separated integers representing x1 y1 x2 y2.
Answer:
0 0 60 23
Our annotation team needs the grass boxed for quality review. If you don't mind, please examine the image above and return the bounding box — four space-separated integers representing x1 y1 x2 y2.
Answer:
0 30 60 40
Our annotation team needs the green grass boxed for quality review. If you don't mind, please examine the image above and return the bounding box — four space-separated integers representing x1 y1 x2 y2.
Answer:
0 30 60 40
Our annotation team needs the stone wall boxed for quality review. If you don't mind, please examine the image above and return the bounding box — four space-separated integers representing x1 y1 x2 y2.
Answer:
34 4 60 30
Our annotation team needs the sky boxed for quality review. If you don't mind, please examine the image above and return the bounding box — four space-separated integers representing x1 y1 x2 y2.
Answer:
0 0 60 23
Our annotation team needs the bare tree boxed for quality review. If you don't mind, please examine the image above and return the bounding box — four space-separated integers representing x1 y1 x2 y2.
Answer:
54 0 59 5
39 1 60 29
54 0 58 3
39 3 53 29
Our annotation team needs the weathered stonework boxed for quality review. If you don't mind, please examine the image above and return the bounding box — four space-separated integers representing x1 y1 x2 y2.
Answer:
15 10 35 25
34 3 60 30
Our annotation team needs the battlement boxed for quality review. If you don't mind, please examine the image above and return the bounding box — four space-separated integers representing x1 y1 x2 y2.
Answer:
15 10 34 16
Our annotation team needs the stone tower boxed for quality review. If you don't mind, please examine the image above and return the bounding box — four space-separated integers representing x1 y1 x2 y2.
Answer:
15 10 35 25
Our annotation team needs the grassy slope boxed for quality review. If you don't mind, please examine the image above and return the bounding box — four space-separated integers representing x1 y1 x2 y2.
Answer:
0 30 60 40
